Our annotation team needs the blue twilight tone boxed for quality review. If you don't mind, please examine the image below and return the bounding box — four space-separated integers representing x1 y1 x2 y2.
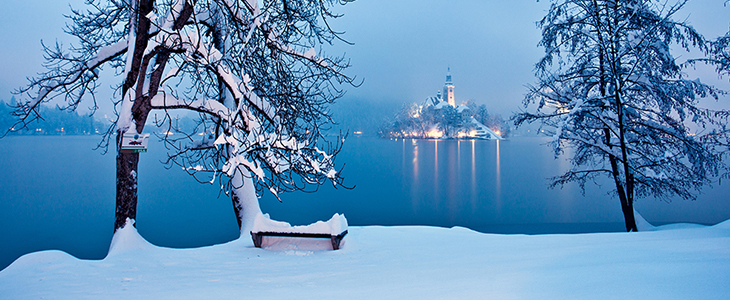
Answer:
1 1 728 116
2 136 730 270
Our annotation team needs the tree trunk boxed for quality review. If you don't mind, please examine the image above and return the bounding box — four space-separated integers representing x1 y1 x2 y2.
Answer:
230 167 263 235
606 129 638 232
609 164 638 232
620 174 638 232
113 0 148 232
114 145 140 231
620 194 638 232
606 4 637 232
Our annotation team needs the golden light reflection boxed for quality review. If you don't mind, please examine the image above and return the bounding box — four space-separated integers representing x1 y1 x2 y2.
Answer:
410 139 419 210
471 139 477 209
412 140 419 178
457 140 461 170
402 138 406 178
495 139 502 210
434 139 438 169
434 140 439 189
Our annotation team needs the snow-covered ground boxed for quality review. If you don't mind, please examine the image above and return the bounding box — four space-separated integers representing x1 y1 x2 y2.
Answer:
1 219 729 299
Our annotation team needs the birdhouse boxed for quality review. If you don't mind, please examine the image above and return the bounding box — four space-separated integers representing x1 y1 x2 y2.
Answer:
121 133 150 153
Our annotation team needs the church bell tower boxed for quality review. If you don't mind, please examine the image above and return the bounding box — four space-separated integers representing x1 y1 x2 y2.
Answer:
443 68 455 107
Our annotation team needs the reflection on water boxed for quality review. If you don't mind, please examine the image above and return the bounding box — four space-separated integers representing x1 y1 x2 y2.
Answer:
495 139 501 211
433 140 439 202
470 140 477 210
411 139 418 210
3 136 730 270
407 138 506 222
308 137 730 234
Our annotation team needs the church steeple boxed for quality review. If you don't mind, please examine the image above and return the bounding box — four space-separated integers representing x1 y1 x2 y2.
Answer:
443 68 455 107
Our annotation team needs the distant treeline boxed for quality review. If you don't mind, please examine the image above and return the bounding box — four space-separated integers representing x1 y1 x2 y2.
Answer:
0 99 108 135
327 97 401 137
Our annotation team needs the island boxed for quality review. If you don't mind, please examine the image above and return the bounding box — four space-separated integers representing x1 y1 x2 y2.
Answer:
379 69 508 140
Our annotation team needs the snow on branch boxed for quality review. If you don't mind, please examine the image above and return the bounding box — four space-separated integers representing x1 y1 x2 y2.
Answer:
518 0 730 207
150 92 233 121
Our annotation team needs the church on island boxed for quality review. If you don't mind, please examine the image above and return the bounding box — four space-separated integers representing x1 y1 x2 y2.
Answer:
422 69 502 140
381 68 503 140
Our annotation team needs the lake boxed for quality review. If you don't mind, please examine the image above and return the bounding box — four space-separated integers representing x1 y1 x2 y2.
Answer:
2 135 729 270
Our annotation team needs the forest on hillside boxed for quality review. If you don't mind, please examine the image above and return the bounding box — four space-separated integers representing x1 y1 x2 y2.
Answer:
0 99 107 135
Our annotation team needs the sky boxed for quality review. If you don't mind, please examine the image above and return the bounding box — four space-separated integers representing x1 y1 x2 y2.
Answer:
327 0 730 116
0 0 728 118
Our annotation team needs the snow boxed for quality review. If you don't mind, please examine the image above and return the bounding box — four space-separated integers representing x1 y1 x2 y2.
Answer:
252 213 348 236
161 0 187 30
251 213 348 250
224 155 264 180
122 0 137 83
469 117 502 140
185 165 205 171
85 40 127 69
150 93 233 121
634 209 656 231
107 219 153 255
117 89 136 133
434 101 449 109
303 47 317 60
28 86 52 110
1 217 729 299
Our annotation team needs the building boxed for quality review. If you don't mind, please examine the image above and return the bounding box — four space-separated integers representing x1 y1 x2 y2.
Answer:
424 68 502 140
442 68 455 107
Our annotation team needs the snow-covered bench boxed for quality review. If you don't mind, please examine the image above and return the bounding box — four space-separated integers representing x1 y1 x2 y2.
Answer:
250 213 348 250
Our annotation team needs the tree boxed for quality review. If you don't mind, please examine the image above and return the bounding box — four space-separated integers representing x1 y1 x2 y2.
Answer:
704 29 730 81
438 104 460 137
12 0 354 233
690 1 729 84
473 104 489 126
514 0 729 232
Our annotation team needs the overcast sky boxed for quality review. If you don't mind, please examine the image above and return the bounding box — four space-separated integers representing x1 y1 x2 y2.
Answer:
0 0 728 117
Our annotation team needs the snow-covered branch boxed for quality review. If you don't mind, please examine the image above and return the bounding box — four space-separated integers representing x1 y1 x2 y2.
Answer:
518 0 730 231
12 0 355 231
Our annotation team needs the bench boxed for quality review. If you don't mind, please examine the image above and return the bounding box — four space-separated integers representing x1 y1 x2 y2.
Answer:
251 230 348 250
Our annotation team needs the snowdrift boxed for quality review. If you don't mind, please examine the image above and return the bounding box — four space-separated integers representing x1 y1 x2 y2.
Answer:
1 218 730 299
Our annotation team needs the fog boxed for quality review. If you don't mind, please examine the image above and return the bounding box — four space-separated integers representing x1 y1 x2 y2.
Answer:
2 1 727 129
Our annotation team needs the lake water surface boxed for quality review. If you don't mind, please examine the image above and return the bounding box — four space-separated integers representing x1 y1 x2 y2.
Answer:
2 135 729 269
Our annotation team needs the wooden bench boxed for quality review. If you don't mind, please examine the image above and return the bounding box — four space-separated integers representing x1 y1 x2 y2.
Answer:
251 230 348 250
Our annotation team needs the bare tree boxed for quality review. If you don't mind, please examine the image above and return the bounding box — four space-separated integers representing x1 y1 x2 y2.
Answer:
514 0 729 231
12 0 355 233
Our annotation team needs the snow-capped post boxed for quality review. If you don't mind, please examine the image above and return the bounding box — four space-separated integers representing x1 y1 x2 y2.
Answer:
514 0 730 232
12 0 355 235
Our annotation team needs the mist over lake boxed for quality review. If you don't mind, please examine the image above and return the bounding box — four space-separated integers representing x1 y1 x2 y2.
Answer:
2 135 729 270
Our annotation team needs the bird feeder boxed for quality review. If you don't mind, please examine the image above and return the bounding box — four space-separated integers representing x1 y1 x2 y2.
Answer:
121 132 150 153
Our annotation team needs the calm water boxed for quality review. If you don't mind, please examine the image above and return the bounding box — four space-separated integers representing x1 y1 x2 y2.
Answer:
2 135 729 269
